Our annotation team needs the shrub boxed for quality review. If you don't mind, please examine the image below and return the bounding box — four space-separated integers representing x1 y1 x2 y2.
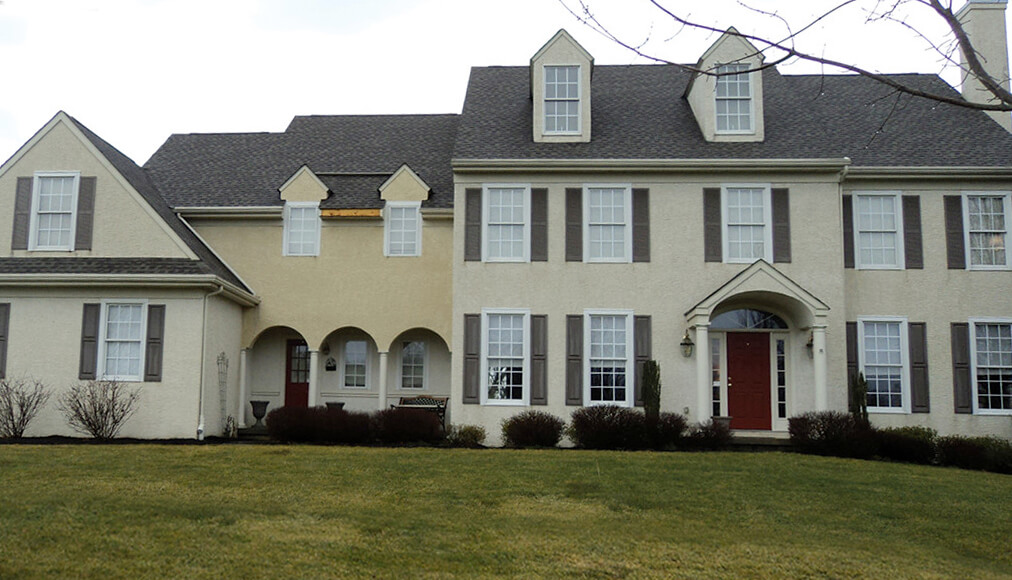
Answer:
58 381 140 440
685 419 733 451
373 408 444 445
788 411 877 459
936 435 1012 474
265 406 372 444
848 372 869 426
875 426 937 465
0 376 51 439
652 412 689 450
568 405 648 450
501 410 565 448
446 424 487 448
642 360 661 423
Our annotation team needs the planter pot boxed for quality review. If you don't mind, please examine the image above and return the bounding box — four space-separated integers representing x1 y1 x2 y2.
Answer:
250 400 270 428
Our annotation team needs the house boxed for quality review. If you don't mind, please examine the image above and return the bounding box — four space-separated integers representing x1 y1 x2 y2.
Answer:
2 0 1010 443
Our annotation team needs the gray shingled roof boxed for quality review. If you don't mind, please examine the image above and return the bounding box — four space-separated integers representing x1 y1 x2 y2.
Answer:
145 114 459 209
454 65 1012 166
0 257 217 276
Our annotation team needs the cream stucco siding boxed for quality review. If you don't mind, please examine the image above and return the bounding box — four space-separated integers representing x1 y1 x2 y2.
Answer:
200 293 244 437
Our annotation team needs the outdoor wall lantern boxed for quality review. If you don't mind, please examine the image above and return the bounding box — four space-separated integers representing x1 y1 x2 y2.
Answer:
806 333 814 359
680 330 695 358
321 342 330 356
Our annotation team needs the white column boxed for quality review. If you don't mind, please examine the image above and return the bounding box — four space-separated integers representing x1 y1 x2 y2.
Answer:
308 350 320 408
237 348 249 427
695 324 711 421
812 325 828 411
378 351 389 410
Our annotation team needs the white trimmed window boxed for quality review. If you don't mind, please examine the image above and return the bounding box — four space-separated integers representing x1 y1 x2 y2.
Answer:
544 65 580 134
385 202 421 257
970 319 1012 413
343 340 368 388
483 185 530 262
854 193 904 269
964 193 1010 269
585 310 634 407
715 64 752 133
400 341 425 389
722 185 772 263
858 317 909 413
584 186 632 262
100 301 147 381
283 202 320 256
481 309 529 405
30 172 80 251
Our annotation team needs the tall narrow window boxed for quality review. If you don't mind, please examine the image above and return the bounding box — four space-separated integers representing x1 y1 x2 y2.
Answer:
483 311 528 404
723 186 771 263
401 341 425 389
284 202 320 256
385 202 421 257
102 302 145 381
343 340 367 388
966 194 1009 268
484 186 529 262
585 186 632 262
711 337 721 417
776 338 787 419
859 318 908 412
715 64 752 133
586 312 632 406
30 173 79 251
972 320 1012 412
855 194 903 269
544 65 580 134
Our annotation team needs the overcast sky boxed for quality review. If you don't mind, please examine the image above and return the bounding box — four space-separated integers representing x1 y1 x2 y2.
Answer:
0 0 988 164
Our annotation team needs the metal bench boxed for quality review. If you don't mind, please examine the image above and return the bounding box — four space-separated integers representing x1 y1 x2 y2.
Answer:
392 396 448 429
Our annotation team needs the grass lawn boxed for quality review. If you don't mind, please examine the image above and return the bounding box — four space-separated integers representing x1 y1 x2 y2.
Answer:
0 445 1009 579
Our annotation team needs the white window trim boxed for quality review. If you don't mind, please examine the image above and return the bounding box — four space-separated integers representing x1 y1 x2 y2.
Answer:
28 171 80 252
721 184 773 264
98 299 148 382
853 191 905 270
339 339 371 390
543 64 582 136
769 332 791 431
384 201 422 257
969 317 1012 415
857 316 910 414
282 201 321 257
480 308 530 406
584 309 635 408
398 340 428 391
714 64 755 136
482 184 531 263
963 192 1011 270
583 184 633 263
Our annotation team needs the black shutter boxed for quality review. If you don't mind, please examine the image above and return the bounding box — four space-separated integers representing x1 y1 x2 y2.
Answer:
632 188 650 262
464 188 482 261
944 196 966 269
12 177 32 251
566 315 583 405
0 303 9 379
703 188 722 262
634 315 651 407
902 196 923 269
565 188 582 261
909 322 929 413
951 323 972 414
845 321 858 386
463 314 481 404
79 303 100 380
842 195 855 269
771 188 791 263
531 315 548 405
75 177 96 251
530 188 548 262
144 305 165 382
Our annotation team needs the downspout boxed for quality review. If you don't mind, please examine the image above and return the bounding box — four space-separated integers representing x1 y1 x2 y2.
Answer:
197 284 225 440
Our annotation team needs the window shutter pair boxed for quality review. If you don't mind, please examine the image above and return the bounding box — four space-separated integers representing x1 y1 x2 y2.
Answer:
461 313 548 405
565 315 651 406
463 188 549 261
845 320 929 413
0 303 10 379
703 188 791 262
566 188 650 262
11 176 96 251
842 194 923 269
78 303 165 382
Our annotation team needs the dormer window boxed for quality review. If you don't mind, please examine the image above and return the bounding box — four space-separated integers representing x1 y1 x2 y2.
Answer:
715 64 752 133
544 65 580 134
283 202 320 256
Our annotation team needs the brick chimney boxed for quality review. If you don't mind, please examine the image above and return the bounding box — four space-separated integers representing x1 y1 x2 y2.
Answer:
957 0 1012 131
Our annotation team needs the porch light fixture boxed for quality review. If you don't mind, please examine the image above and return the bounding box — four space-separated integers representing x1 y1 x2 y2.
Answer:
806 333 814 359
680 330 695 358
321 342 330 356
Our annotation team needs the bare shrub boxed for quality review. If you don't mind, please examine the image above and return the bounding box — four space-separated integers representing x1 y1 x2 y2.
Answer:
0 376 51 439
59 381 141 440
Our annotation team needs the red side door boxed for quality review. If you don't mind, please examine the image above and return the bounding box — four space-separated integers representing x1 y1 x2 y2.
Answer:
726 332 771 430
285 339 309 408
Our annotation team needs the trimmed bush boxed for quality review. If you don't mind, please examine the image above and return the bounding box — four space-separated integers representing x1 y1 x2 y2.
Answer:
446 424 487 448
685 419 733 451
652 412 689 450
936 435 1012 474
266 406 372 444
569 405 648 450
373 408 444 445
788 411 877 459
875 426 937 465
501 410 565 448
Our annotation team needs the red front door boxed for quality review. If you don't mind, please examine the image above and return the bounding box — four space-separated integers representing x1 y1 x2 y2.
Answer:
726 332 771 430
285 339 310 408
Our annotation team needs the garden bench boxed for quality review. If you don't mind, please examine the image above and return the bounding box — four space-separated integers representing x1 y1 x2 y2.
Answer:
392 396 448 429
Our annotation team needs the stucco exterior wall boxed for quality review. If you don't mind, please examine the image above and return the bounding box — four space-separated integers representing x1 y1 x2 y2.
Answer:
200 293 244 437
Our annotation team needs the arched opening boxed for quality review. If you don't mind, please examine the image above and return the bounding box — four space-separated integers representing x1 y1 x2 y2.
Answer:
386 328 452 402
317 327 379 412
247 326 309 417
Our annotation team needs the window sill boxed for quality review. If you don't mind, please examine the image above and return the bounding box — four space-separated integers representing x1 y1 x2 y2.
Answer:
974 409 1012 416
482 400 527 407
868 407 909 414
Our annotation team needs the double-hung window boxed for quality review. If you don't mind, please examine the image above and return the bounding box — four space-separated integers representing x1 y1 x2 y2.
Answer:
401 341 425 389
343 340 368 388
284 202 320 256
544 65 580 134
585 186 632 262
585 310 633 407
858 317 909 413
970 319 1012 413
385 202 421 257
854 193 904 269
722 185 772 263
30 172 80 251
964 193 1010 269
482 309 529 405
715 64 752 133
100 301 147 381
483 185 530 262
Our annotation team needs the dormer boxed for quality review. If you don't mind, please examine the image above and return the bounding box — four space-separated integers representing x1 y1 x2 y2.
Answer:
685 27 765 143
379 164 430 202
530 29 593 143
279 164 328 203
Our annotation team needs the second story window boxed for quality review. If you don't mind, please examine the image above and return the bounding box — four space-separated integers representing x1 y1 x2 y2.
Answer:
966 194 1009 268
283 202 320 256
30 172 80 251
585 186 632 262
723 185 772 263
715 64 752 133
544 65 580 134
483 185 530 262
385 202 421 257
855 193 903 269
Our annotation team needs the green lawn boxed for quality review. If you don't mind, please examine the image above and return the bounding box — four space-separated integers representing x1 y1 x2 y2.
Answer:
0 445 1009 579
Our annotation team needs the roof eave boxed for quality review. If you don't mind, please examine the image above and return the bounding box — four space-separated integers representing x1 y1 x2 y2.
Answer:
452 157 852 173
0 274 260 307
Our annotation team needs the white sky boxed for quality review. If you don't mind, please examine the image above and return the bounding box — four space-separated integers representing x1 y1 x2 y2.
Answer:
0 0 988 164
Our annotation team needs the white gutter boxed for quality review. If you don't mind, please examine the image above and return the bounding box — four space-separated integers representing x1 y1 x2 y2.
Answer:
844 166 1012 180
0 275 259 307
451 157 853 173
196 283 225 440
